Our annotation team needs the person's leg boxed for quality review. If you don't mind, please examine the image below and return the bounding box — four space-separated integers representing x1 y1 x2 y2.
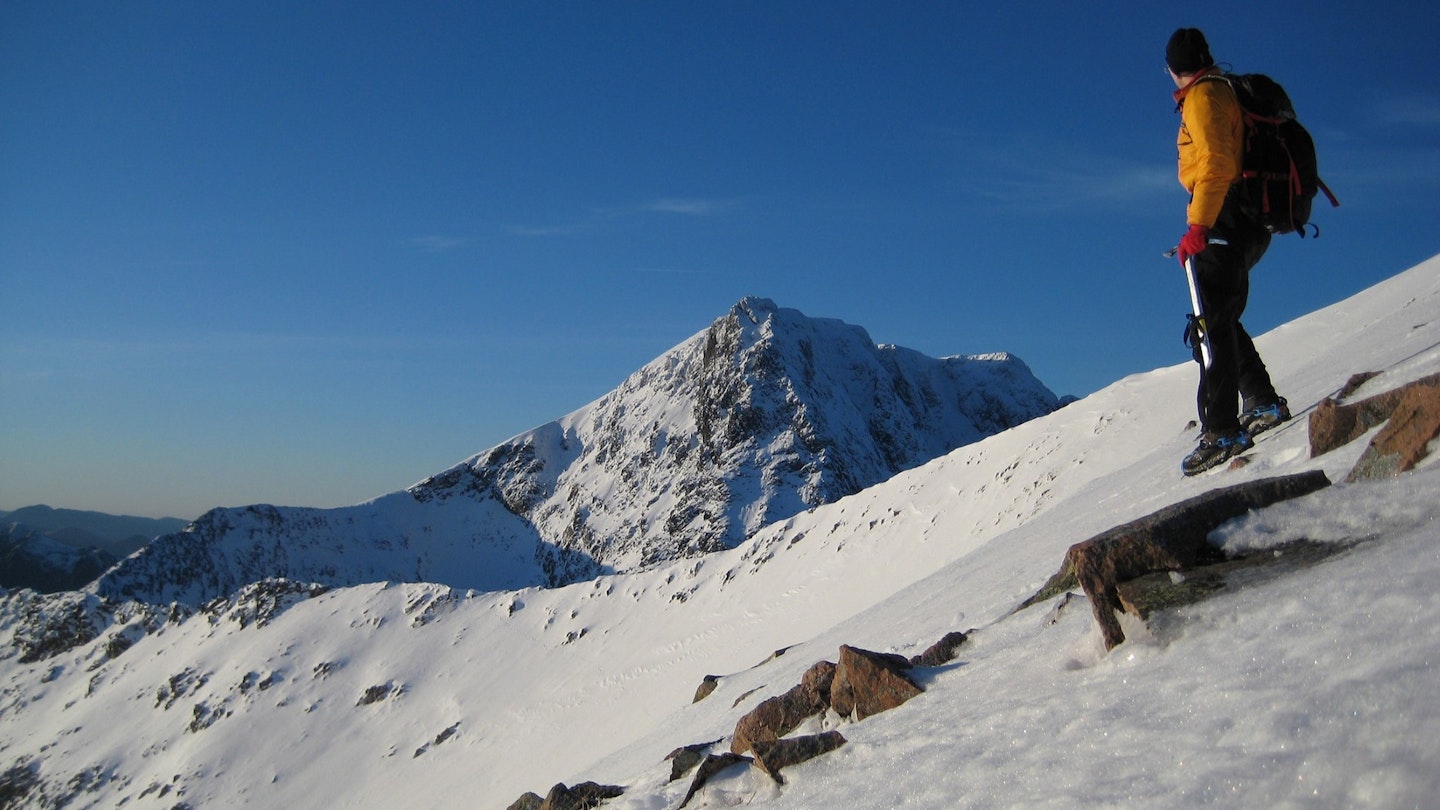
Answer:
1193 244 1247 434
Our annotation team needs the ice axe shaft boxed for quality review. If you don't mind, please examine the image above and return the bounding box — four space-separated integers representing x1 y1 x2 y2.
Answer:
1164 245 1213 369
1183 256 1212 369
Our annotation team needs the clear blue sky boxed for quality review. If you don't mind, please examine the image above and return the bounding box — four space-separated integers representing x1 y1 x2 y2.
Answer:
3 2 1437 519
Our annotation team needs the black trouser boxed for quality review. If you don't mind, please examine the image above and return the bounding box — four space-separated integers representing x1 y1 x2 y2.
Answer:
1190 194 1278 434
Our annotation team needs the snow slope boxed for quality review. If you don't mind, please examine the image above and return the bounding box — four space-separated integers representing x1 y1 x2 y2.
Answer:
1 255 1437 809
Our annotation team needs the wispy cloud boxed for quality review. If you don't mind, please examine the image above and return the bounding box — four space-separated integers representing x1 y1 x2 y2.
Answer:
411 235 469 253
640 197 738 216
504 222 596 238
937 129 1174 213
508 196 739 238
1373 93 1440 129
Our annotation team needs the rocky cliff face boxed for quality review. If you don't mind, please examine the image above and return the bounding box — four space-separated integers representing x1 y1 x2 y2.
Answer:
92 298 1060 604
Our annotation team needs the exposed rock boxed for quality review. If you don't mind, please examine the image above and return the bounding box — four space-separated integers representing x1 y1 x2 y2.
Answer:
830 645 922 721
665 739 722 781
909 631 969 667
692 674 720 703
800 659 837 701
1040 591 1082 626
1335 371 1382 400
1055 471 1332 650
506 793 544 810
750 731 848 784
679 753 751 809
1309 371 1440 458
1345 380 1440 481
7 590 112 664
538 781 624 810
356 682 401 706
731 661 834 754
1115 539 1355 623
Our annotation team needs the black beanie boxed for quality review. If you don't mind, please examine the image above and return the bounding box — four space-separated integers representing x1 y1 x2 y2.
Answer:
1166 28 1214 74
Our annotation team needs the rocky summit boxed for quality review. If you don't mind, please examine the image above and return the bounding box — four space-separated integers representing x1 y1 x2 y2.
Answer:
92 297 1060 605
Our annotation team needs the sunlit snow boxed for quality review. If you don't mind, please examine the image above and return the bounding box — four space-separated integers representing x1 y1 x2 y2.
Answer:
2 255 1437 808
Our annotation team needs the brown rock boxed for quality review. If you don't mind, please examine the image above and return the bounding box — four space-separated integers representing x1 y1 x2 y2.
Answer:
539 781 624 810
506 793 543 810
1064 471 1331 650
830 645 922 721
730 661 834 754
692 674 720 703
1346 381 1440 481
750 731 848 784
800 659 837 703
665 739 722 782
1309 371 1440 458
909 631 968 667
678 752 751 809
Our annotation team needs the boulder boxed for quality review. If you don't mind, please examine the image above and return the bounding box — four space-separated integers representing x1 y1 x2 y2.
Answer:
678 752 751 809
1309 371 1440 458
1062 471 1331 650
506 793 543 810
730 661 835 754
750 731 847 784
665 739 722 782
537 781 624 810
909 631 969 667
1345 380 1440 481
692 674 720 703
829 645 922 721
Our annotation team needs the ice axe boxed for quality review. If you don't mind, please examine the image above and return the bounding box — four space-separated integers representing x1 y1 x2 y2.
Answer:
1164 246 1212 369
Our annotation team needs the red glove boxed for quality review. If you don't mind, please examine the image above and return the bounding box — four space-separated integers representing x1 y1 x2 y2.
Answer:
1177 224 1210 264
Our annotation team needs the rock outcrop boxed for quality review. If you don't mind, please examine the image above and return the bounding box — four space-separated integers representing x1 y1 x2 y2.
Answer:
506 781 624 810
751 731 848 784
1038 471 1332 650
731 660 835 754
1308 371 1440 460
829 645 923 721
1305 372 1440 482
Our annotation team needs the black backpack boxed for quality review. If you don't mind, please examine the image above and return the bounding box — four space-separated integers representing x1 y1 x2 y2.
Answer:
1201 73 1339 237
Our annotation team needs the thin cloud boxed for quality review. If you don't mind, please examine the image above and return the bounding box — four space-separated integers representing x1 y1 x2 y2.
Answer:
641 197 738 216
411 235 469 252
1373 93 1440 129
940 130 1174 212
504 222 595 238
509 197 739 237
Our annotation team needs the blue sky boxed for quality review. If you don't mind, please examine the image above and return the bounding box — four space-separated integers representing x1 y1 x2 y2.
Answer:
3 1 1437 519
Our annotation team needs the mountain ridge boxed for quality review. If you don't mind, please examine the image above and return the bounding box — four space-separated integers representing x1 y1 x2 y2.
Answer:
90 297 1061 604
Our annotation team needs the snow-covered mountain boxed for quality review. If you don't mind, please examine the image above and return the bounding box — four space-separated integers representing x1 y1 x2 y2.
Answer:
2 256 1438 809
0 523 117 594
91 296 1061 603
0 506 185 558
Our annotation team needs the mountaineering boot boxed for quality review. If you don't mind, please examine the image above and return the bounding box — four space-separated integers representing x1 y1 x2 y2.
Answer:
1181 430 1254 476
1240 396 1290 436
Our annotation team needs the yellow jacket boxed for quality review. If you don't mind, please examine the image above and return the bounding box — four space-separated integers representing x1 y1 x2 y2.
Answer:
1174 69 1243 228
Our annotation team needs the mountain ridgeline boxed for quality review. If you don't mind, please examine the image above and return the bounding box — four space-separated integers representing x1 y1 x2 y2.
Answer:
93 298 1062 604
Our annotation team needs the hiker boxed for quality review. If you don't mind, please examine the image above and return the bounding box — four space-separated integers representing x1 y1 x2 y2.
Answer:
1166 27 1290 475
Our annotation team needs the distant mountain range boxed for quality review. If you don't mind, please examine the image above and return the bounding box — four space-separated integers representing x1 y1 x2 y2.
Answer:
91 297 1064 605
1 506 189 594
